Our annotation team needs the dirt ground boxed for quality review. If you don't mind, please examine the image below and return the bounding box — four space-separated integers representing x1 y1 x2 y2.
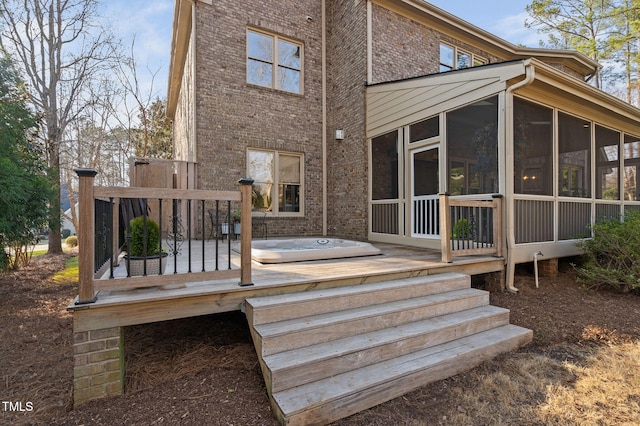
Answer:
2 254 640 425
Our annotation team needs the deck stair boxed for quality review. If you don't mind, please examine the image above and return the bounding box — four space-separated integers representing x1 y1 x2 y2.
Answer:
244 272 532 425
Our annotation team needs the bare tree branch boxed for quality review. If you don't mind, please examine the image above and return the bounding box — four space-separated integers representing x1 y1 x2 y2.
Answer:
0 0 116 253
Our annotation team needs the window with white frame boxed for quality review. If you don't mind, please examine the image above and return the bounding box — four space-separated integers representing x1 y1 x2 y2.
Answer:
247 29 303 93
439 43 487 72
248 149 303 214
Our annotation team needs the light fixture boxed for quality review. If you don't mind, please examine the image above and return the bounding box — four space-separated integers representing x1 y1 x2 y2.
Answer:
335 129 345 140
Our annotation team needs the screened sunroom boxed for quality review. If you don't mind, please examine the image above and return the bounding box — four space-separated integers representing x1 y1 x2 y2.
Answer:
366 58 640 270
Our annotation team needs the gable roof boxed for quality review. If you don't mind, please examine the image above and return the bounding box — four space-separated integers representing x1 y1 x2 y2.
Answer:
379 0 600 79
366 58 640 139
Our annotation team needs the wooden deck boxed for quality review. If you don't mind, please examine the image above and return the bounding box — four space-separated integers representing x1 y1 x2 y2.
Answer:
67 238 509 413
69 240 503 333
69 172 509 411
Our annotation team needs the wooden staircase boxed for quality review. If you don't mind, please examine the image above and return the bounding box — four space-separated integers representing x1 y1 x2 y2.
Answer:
245 272 532 425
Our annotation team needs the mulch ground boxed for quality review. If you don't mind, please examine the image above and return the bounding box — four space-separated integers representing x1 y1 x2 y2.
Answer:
2 254 639 425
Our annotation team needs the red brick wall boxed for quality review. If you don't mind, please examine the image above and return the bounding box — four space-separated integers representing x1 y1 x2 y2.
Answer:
370 4 501 84
371 3 440 84
326 0 369 239
193 0 324 236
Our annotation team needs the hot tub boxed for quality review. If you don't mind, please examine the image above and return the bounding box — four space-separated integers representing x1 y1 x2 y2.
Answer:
250 238 381 263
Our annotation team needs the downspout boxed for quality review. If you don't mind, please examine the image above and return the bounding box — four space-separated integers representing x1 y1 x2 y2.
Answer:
366 1 372 83
322 0 327 236
191 1 197 168
504 60 535 293
584 63 602 86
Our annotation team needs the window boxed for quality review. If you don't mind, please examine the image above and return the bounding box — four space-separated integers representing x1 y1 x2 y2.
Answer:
371 131 399 200
446 96 498 195
248 149 303 214
439 43 487 72
247 29 302 93
558 112 591 198
624 134 640 200
410 116 439 143
595 125 620 200
448 159 481 195
513 98 554 196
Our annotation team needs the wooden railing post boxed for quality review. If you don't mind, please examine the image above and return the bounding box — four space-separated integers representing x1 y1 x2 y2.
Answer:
75 168 98 304
439 193 452 263
492 194 503 258
239 178 254 286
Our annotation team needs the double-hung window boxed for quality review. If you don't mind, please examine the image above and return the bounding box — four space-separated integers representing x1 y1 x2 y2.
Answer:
247 29 303 94
248 149 303 215
439 43 487 72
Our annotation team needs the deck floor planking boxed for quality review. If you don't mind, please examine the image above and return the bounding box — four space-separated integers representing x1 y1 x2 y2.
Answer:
70 240 504 331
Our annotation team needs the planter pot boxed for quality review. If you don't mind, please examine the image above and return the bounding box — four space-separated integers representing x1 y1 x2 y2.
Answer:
450 238 474 249
125 253 168 276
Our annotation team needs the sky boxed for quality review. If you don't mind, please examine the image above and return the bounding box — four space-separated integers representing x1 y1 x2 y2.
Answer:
99 0 174 100
428 0 541 47
102 0 540 101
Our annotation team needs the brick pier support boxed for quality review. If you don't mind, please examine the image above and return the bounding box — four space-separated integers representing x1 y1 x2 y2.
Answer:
73 326 124 406
538 258 559 278
484 270 506 292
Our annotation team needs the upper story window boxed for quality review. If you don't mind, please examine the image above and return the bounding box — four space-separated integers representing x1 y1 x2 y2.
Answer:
247 29 303 94
439 43 487 72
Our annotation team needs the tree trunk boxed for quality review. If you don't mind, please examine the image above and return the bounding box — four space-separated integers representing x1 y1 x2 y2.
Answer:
47 128 63 254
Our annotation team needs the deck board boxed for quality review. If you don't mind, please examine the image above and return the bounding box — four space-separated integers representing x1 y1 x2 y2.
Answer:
69 240 504 331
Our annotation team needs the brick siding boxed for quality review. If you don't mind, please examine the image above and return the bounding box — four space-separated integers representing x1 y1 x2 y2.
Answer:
73 327 124 406
192 0 324 237
326 0 369 239
538 258 559 278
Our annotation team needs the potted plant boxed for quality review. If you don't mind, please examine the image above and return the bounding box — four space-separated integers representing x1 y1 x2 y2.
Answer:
452 218 473 240
125 216 168 276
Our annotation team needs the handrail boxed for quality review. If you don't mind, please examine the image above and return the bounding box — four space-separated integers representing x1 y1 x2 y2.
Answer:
440 193 503 263
93 186 241 201
74 169 253 304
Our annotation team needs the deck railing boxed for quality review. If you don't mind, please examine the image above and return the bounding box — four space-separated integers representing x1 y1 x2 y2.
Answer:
439 193 503 263
74 168 254 304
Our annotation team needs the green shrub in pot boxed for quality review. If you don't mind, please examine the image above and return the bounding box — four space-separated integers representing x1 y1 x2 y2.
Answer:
128 216 163 256
126 216 167 276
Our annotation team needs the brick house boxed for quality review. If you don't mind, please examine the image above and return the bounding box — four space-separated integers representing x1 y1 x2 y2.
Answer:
167 0 640 287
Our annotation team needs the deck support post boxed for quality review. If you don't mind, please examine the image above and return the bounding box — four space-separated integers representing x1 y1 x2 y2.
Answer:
485 269 506 292
75 168 98 304
239 178 254 286
538 258 559 278
72 324 124 407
